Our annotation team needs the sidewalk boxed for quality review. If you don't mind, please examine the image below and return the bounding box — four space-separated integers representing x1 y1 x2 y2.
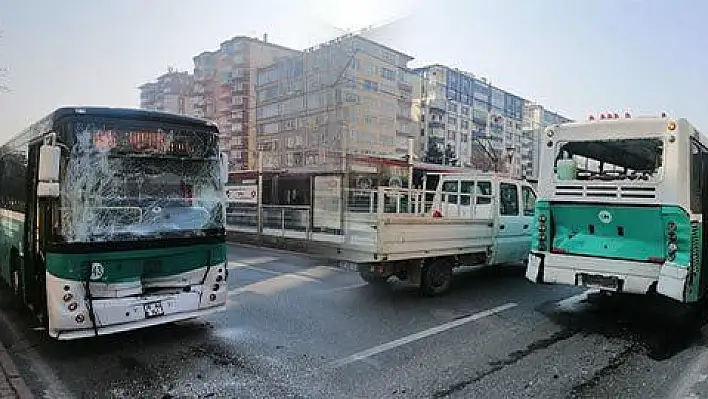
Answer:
0 341 33 399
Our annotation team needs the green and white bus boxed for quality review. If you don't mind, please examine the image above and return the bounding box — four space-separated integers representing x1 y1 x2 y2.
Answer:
526 113 708 304
0 107 229 339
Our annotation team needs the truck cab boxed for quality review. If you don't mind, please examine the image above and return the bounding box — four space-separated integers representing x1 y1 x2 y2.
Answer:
431 173 537 265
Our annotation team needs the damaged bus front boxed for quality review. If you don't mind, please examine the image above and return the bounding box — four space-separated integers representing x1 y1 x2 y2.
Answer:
0 107 229 339
526 115 708 304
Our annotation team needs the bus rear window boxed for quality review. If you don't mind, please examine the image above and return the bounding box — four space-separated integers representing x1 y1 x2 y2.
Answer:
554 138 664 181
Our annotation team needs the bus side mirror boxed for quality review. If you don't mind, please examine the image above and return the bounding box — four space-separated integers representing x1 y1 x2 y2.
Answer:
37 143 61 198
219 153 228 184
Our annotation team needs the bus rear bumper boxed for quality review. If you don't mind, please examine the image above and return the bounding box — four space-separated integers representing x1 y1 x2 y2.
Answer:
46 264 229 340
526 252 689 301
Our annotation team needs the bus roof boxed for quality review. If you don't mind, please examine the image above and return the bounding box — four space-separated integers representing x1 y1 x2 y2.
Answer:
0 107 218 155
52 107 218 128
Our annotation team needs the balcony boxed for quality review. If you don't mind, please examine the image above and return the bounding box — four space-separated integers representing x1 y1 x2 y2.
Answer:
428 121 445 129
427 99 446 111
398 81 413 92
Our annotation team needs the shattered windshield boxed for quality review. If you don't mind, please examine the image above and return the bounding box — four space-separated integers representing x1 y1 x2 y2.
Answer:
59 119 224 243
554 138 664 181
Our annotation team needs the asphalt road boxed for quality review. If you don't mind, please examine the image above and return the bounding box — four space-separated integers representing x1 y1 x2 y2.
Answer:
1 243 707 398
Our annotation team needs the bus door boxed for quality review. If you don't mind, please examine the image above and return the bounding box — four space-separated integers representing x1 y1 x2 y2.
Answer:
23 143 48 320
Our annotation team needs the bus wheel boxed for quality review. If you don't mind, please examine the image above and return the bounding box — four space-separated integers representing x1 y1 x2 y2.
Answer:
420 258 453 296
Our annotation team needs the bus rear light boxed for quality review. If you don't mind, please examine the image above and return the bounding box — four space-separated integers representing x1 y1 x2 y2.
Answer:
63 293 73 302
75 314 85 323
647 257 665 264
209 294 217 301
551 248 567 254
212 284 220 291
68 302 78 312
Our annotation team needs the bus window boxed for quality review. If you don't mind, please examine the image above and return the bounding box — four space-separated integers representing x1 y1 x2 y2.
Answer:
522 186 536 216
554 138 664 181
500 183 519 216
690 138 706 214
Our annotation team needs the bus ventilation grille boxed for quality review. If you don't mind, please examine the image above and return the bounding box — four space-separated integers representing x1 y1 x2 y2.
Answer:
554 185 656 200
691 220 700 268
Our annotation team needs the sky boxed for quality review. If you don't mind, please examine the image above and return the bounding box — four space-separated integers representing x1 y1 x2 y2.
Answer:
0 0 706 141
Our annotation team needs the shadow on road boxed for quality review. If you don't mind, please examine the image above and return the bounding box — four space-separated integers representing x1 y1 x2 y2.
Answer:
538 290 705 361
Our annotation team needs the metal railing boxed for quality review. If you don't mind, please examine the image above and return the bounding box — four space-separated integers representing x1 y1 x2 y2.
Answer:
225 186 497 242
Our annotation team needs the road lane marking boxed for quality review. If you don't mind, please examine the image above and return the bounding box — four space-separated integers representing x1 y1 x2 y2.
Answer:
319 282 370 294
327 302 518 369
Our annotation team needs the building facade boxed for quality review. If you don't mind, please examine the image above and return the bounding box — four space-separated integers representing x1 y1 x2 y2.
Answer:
522 102 573 180
138 68 195 115
254 34 419 172
415 64 569 179
191 35 300 171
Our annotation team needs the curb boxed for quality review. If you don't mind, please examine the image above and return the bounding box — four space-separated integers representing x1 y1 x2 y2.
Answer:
0 341 33 399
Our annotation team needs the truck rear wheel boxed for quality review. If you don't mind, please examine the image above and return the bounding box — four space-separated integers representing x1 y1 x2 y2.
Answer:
420 258 453 296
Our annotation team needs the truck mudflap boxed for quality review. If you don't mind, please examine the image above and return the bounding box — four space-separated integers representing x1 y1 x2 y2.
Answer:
656 263 690 302
525 252 543 283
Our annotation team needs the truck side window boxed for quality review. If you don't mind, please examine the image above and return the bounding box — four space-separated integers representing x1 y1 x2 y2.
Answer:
477 181 492 204
500 183 519 216
522 186 536 216
460 181 474 205
442 181 458 204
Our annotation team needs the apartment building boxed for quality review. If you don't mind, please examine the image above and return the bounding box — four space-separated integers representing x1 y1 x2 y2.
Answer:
138 68 195 115
414 64 569 179
192 35 300 171
254 34 418 172
522 102 573 180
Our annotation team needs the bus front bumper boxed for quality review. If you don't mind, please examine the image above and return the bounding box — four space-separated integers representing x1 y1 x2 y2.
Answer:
46 264 228 340
526 252 690 302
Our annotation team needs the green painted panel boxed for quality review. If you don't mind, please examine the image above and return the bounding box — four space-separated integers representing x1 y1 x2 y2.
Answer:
545 203 690 265
45 242 227 283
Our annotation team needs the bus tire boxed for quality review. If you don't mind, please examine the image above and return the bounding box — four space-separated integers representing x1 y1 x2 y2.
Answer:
420 258 453 296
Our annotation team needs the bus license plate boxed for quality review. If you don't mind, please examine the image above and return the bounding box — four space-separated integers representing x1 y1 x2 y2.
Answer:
144 301 164 318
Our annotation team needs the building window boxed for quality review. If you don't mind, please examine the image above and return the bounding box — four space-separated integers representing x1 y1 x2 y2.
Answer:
447 103 458 113
461 106 470 116
362 80 379 92
448 116 457 126
381 68 396 81
461 120 469 130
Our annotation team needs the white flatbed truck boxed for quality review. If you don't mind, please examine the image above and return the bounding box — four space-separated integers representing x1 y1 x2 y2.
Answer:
328 173 537 295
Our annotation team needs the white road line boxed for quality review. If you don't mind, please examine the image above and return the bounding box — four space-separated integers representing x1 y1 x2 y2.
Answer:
228 262 285 277
319 282 369 294
327 302 518 369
